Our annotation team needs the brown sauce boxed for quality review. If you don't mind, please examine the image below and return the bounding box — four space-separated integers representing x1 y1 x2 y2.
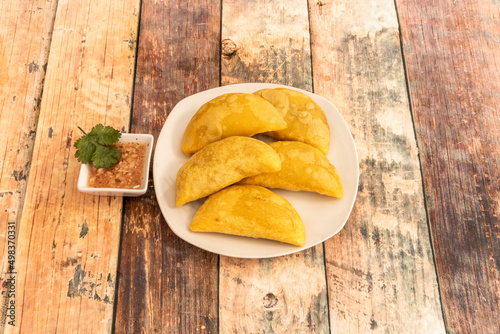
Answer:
88 142 147 189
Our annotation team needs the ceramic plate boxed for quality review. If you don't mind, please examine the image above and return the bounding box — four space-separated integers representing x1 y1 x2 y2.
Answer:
153 83 358 258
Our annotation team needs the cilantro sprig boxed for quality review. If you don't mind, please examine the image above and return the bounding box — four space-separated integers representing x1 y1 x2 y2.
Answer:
74 124 122 169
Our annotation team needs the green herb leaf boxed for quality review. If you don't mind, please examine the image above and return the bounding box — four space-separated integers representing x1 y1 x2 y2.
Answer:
88 124 121 145
92 145 122 169
74 123 122 169
74 135 95 164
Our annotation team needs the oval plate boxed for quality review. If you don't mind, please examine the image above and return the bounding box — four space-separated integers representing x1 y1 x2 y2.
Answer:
153 83 359 258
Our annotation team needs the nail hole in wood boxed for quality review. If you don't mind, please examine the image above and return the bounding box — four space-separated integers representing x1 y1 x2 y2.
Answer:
222 39 238 57
263 293 278 308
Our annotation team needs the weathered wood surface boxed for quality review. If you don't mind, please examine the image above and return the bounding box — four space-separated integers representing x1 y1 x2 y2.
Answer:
309 0 446 332
8 0 140 332
0 0 57 331
221 0 312 91
220 1 329 333
397 0 500 332
1 0 497 332
114 0 221 333
0 0 56 332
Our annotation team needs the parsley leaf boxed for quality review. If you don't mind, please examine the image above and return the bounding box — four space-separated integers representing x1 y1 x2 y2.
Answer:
92 144 122 169
88 124 122 145
74 124 122 169
74 136 96 164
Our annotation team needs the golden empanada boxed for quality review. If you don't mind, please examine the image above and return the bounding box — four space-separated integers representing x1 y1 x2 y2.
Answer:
254 88 330 153
190 185 305 246
239 141 342 198
252 88 289 117
176 136 281 206
181 93 286 155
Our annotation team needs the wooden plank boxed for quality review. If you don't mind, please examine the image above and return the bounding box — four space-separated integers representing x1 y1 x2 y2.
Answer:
113 0 221 332
396 0 500 332
219 1 329 332
309 0 446 332
7 0 140 332
0 0 57 331
221 0 312 91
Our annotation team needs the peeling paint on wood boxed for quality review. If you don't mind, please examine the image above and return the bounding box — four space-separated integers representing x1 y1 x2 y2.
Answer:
0 0 58 332
2 1 495 332
397 0 500 332
114 0 221 333
9 0 140 332
220 253 329 333
309 0 446 332
219 1 329 333
222 0 312 91
67 264 114 304
79 221 89 238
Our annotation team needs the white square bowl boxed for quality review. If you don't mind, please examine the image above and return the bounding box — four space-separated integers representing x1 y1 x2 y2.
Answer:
77 133 154 197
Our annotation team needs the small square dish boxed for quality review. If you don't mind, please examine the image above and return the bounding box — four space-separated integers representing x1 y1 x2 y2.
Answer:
77 133 154 197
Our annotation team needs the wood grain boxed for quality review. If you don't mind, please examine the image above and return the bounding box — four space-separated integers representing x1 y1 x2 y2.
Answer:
7 0 140 332
221 0 312 91
0 0 57 331
220 1 329 332
114 0 221 332
309 0 446 332
396 0 500 332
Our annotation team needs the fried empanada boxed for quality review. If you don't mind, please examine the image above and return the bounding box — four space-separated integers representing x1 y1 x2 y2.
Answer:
190 185 305 246
239 141 342 198
254 88 330 153
181 93 286 155
176 136 281 206
252 88 289 117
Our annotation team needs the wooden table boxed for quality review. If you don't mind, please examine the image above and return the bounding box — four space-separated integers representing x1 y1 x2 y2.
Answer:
0 0 498 333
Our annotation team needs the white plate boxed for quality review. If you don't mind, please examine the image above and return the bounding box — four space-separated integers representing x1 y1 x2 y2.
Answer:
153 83 359 258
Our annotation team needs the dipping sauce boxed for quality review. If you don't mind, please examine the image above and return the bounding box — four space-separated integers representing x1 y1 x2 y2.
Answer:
88 142 148 189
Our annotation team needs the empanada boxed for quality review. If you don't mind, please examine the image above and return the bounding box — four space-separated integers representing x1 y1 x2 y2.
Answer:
176 136 281 206
254 88 330 153
190 185 305 246
181 93 286 155
252 88 289 117
239 141 342 198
